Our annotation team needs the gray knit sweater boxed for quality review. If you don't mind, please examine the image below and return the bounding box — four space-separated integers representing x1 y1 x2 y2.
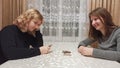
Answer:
78 27 120 62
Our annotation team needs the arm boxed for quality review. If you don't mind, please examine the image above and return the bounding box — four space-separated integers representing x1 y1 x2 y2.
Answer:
35 30 43 46
1 27 40 60
27 30 43 47
26 30 52 55
93 34 120 61
78 38 96 48
0 31 7 64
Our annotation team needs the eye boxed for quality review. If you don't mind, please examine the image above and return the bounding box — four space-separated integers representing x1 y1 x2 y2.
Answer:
34 22 38 24
34 21 41 26
94 18 98 21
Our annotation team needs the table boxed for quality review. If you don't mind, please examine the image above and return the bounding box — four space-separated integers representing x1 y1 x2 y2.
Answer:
0 42 120 68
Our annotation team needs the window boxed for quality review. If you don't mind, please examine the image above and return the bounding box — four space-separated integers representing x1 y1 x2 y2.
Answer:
27 0 89 42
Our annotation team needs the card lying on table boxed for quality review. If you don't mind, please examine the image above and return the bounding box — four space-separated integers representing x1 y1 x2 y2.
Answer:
62 50 71 56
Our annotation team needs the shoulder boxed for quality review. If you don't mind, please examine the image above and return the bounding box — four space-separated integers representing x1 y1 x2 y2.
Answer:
1 25 19 34
112 27 120 37
1 25 18 32
114 27 120 33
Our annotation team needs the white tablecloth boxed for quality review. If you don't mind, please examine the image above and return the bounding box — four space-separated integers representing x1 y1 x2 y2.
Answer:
0 42 120 68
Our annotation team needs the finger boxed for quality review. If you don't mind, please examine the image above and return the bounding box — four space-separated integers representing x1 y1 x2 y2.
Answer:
48 50 52 53
47 47 51 52
78 49 81 53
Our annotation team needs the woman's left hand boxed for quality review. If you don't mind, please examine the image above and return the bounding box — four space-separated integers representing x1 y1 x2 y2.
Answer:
78 46 93 56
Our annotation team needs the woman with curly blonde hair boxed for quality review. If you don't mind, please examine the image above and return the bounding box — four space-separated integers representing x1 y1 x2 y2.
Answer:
0 9 51 63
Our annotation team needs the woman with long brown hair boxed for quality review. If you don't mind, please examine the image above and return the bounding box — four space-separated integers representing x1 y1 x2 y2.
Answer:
78 7 120 62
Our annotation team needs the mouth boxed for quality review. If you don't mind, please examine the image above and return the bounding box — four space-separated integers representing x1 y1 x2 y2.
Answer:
93 24 99 29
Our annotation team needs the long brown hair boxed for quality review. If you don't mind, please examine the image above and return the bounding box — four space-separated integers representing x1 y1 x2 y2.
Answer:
88 7 117 40
13 9 43 32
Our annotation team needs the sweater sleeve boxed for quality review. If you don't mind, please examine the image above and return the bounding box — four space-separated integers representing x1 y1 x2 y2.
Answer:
93 33 120 62
78 38 96 48
1 27 40 60
27 30 43 48
34 30 43 47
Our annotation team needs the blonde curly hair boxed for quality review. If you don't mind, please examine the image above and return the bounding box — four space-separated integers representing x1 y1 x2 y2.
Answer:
13 9 43 32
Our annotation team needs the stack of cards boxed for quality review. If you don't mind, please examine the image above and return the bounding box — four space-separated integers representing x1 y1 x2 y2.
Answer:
62 50 71 56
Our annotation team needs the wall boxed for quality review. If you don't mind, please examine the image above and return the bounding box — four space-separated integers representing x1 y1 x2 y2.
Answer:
1 0 26 29
0 0 2 30
89 0 120 26
27 0 89 42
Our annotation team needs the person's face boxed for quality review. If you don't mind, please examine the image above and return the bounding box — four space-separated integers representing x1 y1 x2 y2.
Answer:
27 19 42 32
90 16 105 31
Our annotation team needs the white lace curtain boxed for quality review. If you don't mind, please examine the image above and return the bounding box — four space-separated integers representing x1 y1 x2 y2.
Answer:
27 0 89 42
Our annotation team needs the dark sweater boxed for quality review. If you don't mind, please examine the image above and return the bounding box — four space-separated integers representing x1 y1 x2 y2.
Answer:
0 31 7 64
0 25 43 61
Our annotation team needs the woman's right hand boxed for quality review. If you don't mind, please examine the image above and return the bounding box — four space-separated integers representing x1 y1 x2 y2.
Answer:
78 46 93 56
39 46 51 54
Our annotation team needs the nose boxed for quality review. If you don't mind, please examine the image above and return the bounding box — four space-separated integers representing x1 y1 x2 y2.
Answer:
92 20 96 25
35 25 40 30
